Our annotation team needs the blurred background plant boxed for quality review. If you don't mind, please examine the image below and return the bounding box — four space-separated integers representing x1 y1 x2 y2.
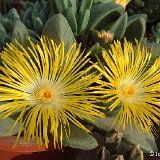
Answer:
127 0 160 23
0 0 25 13
127 0 160 45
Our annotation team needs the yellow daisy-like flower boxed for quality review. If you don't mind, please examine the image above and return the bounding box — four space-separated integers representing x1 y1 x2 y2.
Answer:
93 39 160 134
113 0 131 7
0 36 105 148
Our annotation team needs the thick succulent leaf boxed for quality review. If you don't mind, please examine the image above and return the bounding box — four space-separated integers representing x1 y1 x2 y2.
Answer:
40 0 47 10
125 18 146 42
64 7 77 35
0 23 7 34
123 128 158 153
88 3 124 30
39 10 47 24
32 9 43 33
34 1 41 12
124 14 147 42
110 11 127 40
7 8 20 22
25 1 34 9
146 43 160 58
63 124 98 150
0 17 14 32
91 30 99 42
49 0 58 13
22 7 33 24
88 43 103 56
146 43 160 66
0 116 20 136
26 20 34 29
55 0 68 13
12 20 29 46
0 32 10 46
42 14 75 52
80 0 93 14
68 0 77 14
127 14 147 22
32 8 41 20
93 117 158 152
78 9 90 35
33 17 43 33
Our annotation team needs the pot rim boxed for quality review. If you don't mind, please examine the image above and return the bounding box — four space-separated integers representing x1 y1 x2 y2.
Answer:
0 136 54 152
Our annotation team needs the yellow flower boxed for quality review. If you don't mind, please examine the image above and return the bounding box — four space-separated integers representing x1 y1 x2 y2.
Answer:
93 39 160 134
113 0 131 7
0 36 105 148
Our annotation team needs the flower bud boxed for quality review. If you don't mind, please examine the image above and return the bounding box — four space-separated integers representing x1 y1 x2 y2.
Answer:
104 129 123 154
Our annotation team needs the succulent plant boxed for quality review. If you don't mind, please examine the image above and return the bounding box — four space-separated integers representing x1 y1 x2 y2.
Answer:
50 0 145 39
92 117 159 154
20 0 50 36
0 8 21 47
151 22 160 43
76 129 145 160
42 13 76 51
0 0 147 52
0 0 50 48
0 0 159 156
127 0 160 23
47 0 147 55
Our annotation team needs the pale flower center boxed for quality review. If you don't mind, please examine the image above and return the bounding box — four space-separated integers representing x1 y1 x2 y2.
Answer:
118 77 140 103
36 88 55 103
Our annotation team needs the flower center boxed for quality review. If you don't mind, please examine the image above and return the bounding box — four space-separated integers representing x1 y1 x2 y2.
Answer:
36 88 54 103
123 86 136 98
